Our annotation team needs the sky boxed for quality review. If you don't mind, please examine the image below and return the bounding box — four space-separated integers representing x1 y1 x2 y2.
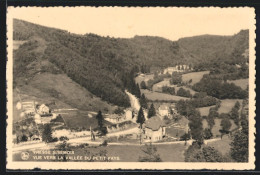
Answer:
8 7 254 41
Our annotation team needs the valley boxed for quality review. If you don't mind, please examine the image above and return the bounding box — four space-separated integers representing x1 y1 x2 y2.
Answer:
12 19 249 162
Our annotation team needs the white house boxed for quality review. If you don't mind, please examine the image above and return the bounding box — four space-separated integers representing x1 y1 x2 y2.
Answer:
144 116 166 142
37 104 50 115
158 105 170 117
125 109 133 120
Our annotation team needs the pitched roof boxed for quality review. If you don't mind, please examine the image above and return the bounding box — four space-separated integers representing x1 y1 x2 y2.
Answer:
145 116 166 131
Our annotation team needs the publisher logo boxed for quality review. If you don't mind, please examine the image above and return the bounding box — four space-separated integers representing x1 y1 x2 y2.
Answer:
21 152 29 160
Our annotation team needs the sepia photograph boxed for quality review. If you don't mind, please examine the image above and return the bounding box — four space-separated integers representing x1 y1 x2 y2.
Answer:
6 7 256 170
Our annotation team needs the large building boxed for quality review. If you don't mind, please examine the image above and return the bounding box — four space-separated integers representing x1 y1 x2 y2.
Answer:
144 116 166 142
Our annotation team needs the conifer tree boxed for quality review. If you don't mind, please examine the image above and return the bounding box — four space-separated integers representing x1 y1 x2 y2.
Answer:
136 107 145 129
148 103 156 118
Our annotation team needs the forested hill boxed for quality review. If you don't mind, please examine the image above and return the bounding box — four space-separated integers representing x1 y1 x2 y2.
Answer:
178 30 249 70
13 19 249 108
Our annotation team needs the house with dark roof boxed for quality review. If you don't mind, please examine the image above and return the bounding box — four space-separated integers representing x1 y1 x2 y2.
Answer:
144 116 166 142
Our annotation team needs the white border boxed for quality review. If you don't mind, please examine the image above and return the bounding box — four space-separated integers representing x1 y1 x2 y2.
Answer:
6 6 256 170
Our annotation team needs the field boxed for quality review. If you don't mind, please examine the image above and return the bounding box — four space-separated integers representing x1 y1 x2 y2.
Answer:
218 99 243 114
197 105 216 117
13 143 188 162
141 89 189 101
135 74 154 85
182 71 210 85
27 73 116 113
61 110 112 130
207 136 232 155
202 119 237 137
152 79 196 95
227 78 249 90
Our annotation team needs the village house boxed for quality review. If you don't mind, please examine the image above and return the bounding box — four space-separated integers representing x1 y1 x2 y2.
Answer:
163 65 192 75
158 105 170 117
125 109 133 120
36 104 50 115
144 116 166 142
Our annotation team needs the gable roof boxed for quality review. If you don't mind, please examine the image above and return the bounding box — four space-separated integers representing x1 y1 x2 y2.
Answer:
145 116 166 131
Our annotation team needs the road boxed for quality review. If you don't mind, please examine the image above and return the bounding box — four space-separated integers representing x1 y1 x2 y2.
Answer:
125 90 140 111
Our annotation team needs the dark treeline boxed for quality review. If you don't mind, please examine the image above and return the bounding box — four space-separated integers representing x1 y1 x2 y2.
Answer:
192 75 247 99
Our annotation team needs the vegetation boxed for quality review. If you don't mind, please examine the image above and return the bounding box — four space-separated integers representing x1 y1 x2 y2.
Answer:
220 118 232 135
42 124 53 143
188 111 204 146
162 86 175 95
176 88 192 98
136 107 145 129
96 111 107 136
139 143 162 162
230 131 248 162
140 81 147 89
230 116 249 162
193 75 247 99
185 143 224 162
170 72 182 85
139 93 148 109
229 101 240 126
148 103 156 118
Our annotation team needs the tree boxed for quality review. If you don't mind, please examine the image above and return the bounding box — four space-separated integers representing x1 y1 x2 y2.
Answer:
185 144 224 162
135 83 141 98
177 88 192 98
230 102 240 126
170 72 182 85
21 135 28 142
220 118 232 136
114 107 124 115
136 107 145 129
201 146 224 162
203 128 213 139
188 111 204 146
42 124 53 143
139 143 162 162
148 103 156 118
140 93 148 109
240 113 248 135
96 111 104 129
230 131 248 162
140 81 147 89
207 110 216 130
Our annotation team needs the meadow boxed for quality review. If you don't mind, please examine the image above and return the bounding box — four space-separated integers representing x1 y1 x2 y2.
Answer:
207 136 232 156
182 71 210 85
227 78 249 90
141 89 189 101
197 105 216 117
152 79 196 95
135 74 154 85
202 118 237 137
218 99 243 114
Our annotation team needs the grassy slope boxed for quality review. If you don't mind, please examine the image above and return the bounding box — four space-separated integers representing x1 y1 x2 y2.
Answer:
29 73 116 112
202 119 237 137
227 79 249 90
182 71 210 85
218 99 243 114
141 89 189 101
